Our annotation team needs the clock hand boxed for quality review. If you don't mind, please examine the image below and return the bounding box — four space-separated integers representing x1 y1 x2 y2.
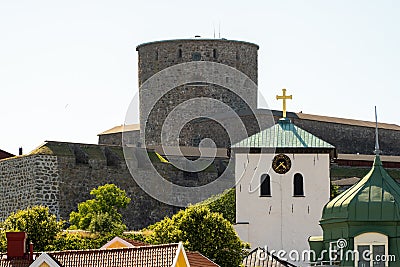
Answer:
278 162 286 169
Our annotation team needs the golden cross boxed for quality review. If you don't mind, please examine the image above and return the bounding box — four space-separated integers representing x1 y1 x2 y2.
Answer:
276 88 292 118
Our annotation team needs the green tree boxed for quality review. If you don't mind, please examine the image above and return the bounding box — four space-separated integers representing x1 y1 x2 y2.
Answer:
48 231 112 251
69 184 131 234
196 188 235 224
145 205 247 267
2 206 63 251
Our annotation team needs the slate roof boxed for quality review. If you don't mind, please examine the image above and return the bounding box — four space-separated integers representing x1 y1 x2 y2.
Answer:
322 155 400 223
232 118 334 149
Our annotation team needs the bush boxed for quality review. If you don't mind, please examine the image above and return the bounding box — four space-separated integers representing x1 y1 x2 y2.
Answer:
145 205 247 267
2 206 63 251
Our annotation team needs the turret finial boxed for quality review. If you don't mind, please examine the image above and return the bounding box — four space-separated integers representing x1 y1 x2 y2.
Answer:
374 106 382 155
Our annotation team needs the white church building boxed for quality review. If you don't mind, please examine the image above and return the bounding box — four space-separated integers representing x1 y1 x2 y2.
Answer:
232 90 335 256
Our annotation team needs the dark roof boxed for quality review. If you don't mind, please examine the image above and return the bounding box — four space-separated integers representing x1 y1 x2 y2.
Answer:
0 149 15 160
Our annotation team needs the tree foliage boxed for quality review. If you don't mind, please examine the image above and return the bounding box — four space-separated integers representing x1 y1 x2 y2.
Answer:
196 188 235 224
69 184 131 234
2 206 63 251
47 231 112 251
145 205 247 267
330 182 340 199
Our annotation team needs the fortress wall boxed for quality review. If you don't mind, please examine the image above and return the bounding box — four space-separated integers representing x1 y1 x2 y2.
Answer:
0 155 59 221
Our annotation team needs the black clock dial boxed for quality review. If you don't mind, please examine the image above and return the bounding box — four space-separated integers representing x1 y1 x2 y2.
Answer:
272 154 291 174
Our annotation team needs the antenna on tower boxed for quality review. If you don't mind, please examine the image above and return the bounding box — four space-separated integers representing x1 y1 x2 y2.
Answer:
218 21 221 38
374 106 382 155
213 22 215 38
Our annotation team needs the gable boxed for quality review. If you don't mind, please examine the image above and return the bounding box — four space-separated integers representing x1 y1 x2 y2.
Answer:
30 253 60 267
172 243 190 267
100 236 134 249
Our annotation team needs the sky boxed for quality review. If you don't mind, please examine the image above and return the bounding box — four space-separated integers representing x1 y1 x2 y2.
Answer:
1 0 399 155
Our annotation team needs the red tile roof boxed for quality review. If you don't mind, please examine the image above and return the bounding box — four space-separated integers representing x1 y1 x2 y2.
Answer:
186 251 220 267
47 244 179 267
0 256 31 267
123 239 220 266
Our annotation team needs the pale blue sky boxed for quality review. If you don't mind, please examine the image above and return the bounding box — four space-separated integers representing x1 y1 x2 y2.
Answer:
1 0 399 154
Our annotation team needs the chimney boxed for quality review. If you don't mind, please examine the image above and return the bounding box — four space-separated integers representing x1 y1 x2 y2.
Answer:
29 242 34 261
18 147 23 156
6 232 27 259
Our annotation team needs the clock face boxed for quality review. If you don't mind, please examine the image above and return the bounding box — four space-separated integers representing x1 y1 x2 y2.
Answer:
272 154 291 174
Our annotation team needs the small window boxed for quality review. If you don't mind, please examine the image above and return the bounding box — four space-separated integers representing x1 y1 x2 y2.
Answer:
293 173 304 196
260 174 271 197
236 50 240 60
213 49 217 58
155 51 158 60
192 52 201 61
177 49 182 58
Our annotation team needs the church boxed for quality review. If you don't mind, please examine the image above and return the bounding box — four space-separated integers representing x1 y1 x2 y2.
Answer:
234 93 400 266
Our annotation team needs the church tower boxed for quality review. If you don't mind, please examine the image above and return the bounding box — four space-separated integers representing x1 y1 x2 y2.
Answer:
233 89 335 258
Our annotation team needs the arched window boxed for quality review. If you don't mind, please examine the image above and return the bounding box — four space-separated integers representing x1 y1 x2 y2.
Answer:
260 174 271 197
213 49 217 58
293 173 304 196
354 232 388 267
177 48 182 58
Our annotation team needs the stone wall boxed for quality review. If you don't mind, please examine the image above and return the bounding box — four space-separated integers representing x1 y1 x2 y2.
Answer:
0 142 229 230
289 117 400 156
0 155 59 220
98 130 140 146
136 39 259 147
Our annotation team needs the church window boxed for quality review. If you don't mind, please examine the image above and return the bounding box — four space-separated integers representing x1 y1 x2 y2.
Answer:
177 48 182 58
260 174 271 197
293 173 304 196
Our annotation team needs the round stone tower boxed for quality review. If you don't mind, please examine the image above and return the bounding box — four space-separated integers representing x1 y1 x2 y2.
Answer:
136 38 259 147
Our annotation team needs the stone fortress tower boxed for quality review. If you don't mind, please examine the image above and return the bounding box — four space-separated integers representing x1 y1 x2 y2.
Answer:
135 38 259 148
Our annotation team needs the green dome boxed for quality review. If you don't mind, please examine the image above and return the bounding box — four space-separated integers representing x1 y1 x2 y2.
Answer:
321 156 400 224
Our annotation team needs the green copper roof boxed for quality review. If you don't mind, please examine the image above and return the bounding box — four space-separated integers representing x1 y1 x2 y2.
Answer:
321 156 400 224
232 118 334 149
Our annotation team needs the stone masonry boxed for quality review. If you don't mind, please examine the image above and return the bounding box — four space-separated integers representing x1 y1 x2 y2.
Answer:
0 155 59 220
0 141 229 230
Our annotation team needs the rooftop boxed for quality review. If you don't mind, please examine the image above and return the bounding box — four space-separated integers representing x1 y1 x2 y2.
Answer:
232 118 334 149
322 155 400 224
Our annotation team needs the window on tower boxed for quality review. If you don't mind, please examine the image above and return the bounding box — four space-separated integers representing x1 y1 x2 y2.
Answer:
177 48 182 58
213 49 217 59
192 52 201 61
260 174 271 197
293 173 304 196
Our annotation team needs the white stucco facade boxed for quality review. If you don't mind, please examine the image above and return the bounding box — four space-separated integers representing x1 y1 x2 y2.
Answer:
234 152 331 255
